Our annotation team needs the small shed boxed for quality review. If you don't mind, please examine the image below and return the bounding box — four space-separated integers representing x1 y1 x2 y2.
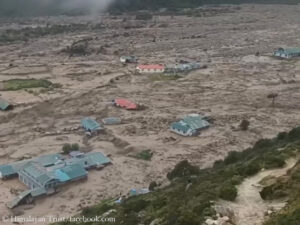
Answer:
0 99 12 111
120 56 138 63
102 117 121 125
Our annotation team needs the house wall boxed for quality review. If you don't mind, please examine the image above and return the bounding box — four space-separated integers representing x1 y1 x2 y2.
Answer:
137 68 164 73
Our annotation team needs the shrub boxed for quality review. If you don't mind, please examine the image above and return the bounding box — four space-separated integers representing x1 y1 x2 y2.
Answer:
264 154 285 169
224 151 240 165
132 149 153 161
123 199 149 213
62 143 79 154
277 132 288 140
242 160 261 176
239 119 250 131
167 160 200 180
219 183 237 201
149 181 158 191
288 127 300 140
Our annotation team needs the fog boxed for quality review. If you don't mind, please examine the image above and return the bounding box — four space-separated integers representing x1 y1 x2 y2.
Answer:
0 0 118 17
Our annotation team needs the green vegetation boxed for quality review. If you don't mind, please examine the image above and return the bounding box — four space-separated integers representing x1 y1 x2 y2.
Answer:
263 160 300 225
53 127 300 225
149 74 181 81
219 183 238 201
130 149 153 161
2 79 54 91
62 143 80 154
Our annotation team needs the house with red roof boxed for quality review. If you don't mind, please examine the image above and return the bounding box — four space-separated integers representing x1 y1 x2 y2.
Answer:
112 99 142 110
136 64 165 74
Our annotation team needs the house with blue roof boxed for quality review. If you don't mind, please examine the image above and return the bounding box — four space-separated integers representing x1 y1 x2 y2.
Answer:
273 48 300 59
81 117 102 134
0 99 12 111
170 114 210 136
0 151 111 208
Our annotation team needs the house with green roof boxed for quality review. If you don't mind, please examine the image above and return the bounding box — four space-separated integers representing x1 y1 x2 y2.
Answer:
170 114 210 136
273 47 300 59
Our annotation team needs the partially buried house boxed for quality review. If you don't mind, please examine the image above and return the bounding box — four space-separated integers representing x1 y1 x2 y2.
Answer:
81 117 102 135
0 152 111 208
170 114 210 136
0 99 13 111
273 47 300 59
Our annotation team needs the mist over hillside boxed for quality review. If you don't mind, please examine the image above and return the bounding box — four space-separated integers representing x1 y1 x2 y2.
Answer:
0 0 299 17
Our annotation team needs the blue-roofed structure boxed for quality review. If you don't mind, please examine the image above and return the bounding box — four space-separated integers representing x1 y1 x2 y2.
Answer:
0 151 111 208
102 117 121 125
55 164 87 182
273 48 300 59
0 99 12 111
170 114 210 136
81 117 102 133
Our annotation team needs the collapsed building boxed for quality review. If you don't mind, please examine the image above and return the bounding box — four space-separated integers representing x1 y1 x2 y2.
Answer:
0 152 111 208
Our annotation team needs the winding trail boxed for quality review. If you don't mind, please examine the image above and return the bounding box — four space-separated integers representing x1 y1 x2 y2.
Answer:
217 158 297 225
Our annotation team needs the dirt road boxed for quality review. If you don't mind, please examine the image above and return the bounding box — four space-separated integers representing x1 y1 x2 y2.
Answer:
217 159 297 225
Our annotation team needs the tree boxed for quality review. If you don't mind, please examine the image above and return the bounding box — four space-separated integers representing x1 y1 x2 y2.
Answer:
267 93 278 107
239 119 250 131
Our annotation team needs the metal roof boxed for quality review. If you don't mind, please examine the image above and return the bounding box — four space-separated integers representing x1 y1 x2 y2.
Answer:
102 117 121 125
182 114 210 130
114 99 138 110
35 154 63 167
276 48 300 54
85 152 111 165
22 162 55 186
0 164 16 177
7 190 31 209
66 152 111 168
171 121 191 134
0 99 11 111
81 118 102 132
55 164 87 182
171 114 210 134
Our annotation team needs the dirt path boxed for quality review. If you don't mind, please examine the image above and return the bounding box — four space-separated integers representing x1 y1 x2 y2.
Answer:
217 158 297 225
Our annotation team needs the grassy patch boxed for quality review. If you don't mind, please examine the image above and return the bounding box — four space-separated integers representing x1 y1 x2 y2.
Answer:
130 149 153 161
2 79 54 91
149 74 181 81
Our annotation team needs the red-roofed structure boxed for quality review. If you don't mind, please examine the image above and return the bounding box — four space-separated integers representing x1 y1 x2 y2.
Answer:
136 64 165 73
113 99 139 110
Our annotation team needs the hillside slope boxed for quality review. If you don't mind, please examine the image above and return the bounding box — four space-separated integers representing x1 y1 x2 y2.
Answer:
54 127 300 225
